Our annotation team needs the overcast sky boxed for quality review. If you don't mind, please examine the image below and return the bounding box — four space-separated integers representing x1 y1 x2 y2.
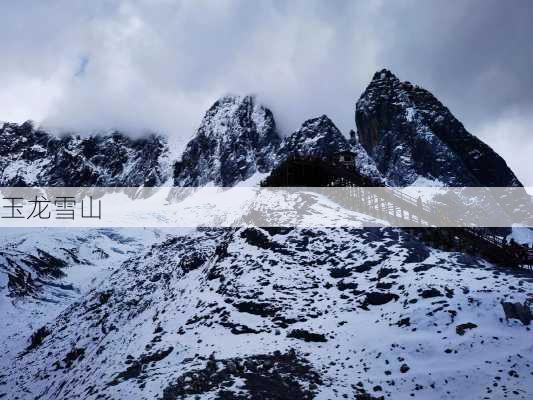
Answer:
0 0 532 185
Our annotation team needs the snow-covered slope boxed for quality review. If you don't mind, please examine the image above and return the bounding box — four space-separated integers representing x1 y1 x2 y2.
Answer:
352 142 385 184
173 95 281 187
0 68 531 400
0 228 174 302
355 69 522 187
0 228 178 375
3 227 531 399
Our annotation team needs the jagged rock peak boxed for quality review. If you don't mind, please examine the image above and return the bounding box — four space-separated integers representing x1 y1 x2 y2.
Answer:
278 115 351 161
300 114 343 134
355 69 522 187
371 68 400 83
198 95 275 140
356 68 413 120
0 121 170 187
174 95 281 186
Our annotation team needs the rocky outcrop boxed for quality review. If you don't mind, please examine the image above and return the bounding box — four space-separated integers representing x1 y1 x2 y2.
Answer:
355 69 522 187
173 95 281 186
0 121 169 186
162 351 321 399
501 300 532 325
278 115 352 162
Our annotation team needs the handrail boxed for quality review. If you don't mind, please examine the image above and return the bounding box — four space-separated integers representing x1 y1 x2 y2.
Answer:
266 155 532 267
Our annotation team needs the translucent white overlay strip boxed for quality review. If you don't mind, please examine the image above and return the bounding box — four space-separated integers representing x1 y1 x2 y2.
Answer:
0 187 531 228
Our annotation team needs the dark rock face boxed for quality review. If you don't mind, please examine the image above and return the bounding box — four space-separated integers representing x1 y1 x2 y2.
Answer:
162 351 322 400
456 322 478 335
355 69 522 187
5 249 69 298
501 301 532 325
233 301 279 318
173 95 281 186
400 363 410 373
420 288 443 298
362 292 399 308
287 329 328 343
62 347 86 369
0 121 169 186
279 115 352 162
110 346 174 386
26 326 50 352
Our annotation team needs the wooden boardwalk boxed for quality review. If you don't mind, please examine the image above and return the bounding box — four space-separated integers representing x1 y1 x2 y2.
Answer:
262 156 533 269
339 184 532 269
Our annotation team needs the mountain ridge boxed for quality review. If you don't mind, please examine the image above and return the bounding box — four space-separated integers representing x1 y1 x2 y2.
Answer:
0 70 532 400
0 121 170 187
1 69 523 189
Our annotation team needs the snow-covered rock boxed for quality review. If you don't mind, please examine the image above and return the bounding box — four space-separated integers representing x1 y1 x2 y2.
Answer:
173 95 281 186
0 121 170 187
3 227 531 399
278 115 352 161
1 70 532 400
355 69 522 187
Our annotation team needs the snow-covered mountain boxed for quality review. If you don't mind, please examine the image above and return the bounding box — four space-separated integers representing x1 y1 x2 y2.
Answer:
173 95 281 187
356 69 522 187
3 227 532 399
278 115 352 161
0 69 531 400
0 228 177 381
0 121 170 187
3 70 522 189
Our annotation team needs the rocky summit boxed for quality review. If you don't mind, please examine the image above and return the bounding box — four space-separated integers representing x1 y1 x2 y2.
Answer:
278 115 352 161
355 69 522 187
0 70 531 400
173 95 281 186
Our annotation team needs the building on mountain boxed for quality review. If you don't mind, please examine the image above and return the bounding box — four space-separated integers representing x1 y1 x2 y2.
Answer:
333 151 356 168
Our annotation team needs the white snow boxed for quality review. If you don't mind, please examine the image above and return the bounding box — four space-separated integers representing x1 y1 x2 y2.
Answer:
2 227 530 399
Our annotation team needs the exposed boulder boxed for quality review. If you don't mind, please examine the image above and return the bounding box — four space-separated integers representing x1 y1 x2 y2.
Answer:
501 301 532 325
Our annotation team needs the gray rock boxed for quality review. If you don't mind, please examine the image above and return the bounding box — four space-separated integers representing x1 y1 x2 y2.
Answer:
501 301 532 325
355 69 522 187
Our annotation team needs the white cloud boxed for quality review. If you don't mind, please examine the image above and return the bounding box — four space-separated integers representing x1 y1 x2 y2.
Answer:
0 0 531 175
477 111 533 186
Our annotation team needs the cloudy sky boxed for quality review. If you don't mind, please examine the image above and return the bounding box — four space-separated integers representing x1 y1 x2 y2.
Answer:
1 0 532 184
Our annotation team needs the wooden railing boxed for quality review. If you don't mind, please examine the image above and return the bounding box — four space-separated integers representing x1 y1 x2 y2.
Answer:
263 156 533 269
